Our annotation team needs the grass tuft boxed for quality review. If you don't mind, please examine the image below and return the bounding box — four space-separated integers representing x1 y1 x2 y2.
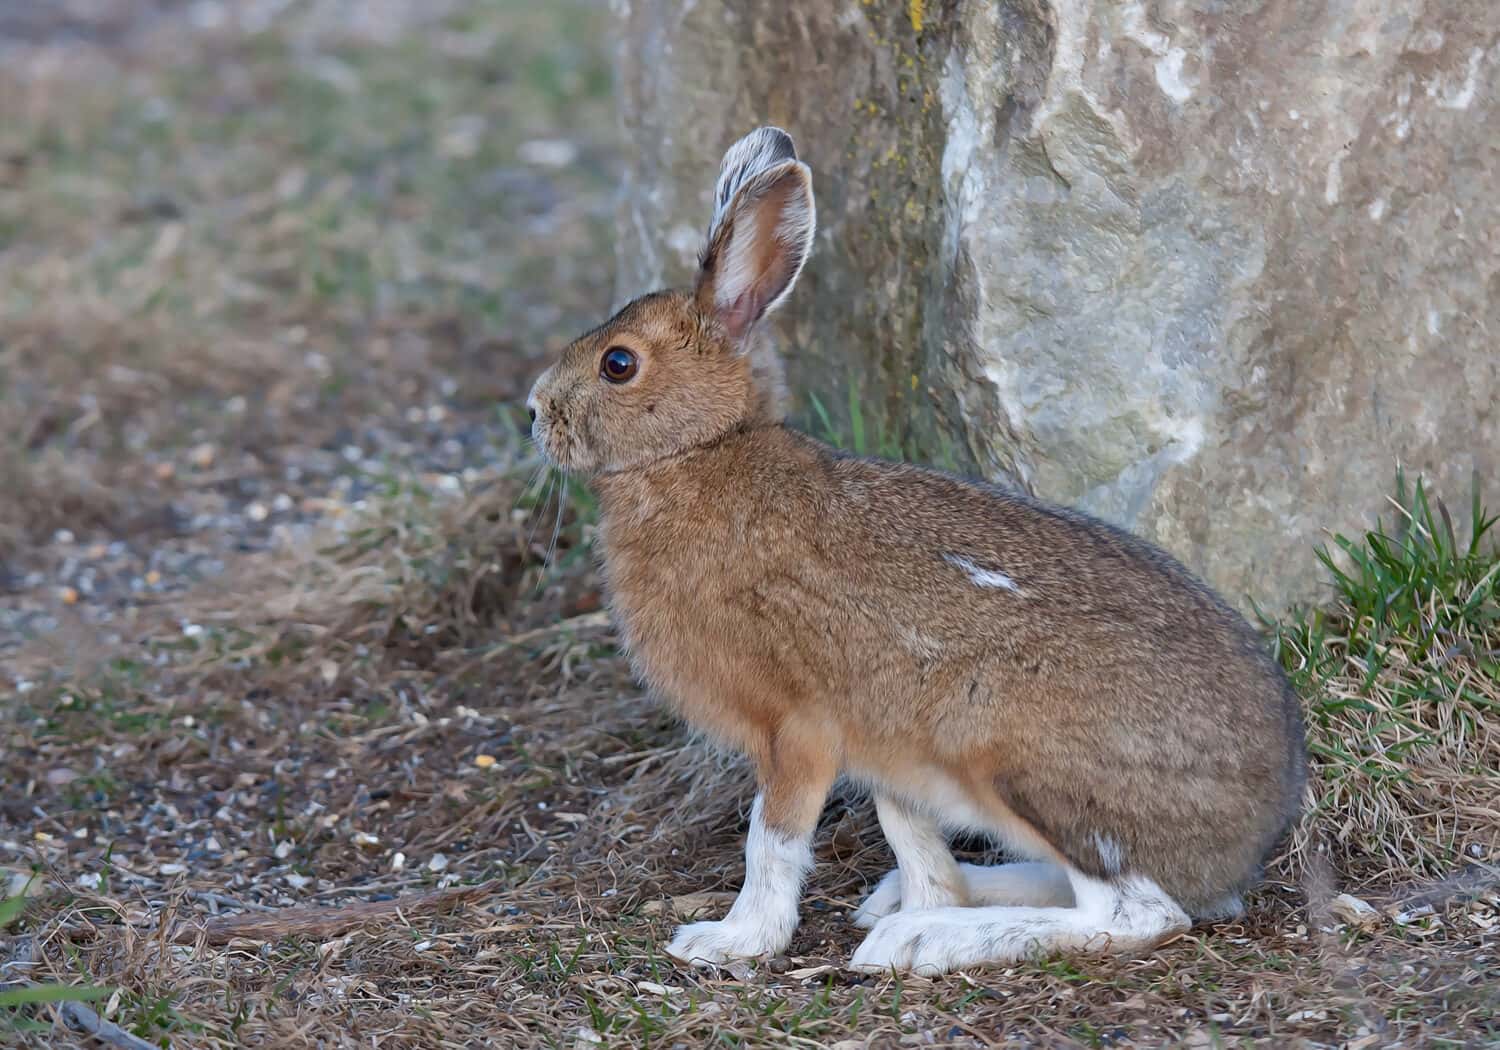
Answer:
1269 469 1500 881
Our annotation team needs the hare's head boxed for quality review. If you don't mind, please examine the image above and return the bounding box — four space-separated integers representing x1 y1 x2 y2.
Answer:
528 127 815 475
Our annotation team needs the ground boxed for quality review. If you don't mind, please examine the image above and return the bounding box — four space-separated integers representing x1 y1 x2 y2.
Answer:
1 3 1497 1048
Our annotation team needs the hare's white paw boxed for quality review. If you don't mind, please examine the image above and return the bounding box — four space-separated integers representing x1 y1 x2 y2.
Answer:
665 919 785 967
850 910 970 976
850 869 902 928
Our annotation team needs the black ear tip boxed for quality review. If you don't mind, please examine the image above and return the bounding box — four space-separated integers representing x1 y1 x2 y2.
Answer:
763 126 797 161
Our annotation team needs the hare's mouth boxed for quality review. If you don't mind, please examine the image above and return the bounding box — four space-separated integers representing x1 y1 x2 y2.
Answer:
530 422 566 470
530 420 589 476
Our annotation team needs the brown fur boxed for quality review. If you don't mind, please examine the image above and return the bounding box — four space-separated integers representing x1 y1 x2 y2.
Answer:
529 131 1306 918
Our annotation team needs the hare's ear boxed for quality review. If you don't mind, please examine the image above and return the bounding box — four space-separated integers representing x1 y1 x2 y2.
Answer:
695 127 816 344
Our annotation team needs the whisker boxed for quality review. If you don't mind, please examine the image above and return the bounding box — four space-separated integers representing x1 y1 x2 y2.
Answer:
526 471 557 552
514 456 549 511
545 478 568 571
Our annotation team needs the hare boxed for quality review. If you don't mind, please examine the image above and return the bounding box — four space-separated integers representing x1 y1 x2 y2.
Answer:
526 127 1307 975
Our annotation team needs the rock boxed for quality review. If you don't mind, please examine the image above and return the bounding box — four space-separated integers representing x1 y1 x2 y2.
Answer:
614 1 1500 610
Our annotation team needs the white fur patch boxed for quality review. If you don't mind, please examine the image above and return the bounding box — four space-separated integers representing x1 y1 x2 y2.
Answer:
665 794 811 966
716 215 763 313
850 867 1189 976
943 553 1019 592
1092 832 1125 876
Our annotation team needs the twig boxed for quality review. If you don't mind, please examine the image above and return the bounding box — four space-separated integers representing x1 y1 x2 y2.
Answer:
58 1000 160 1050
187 890 275 914
170 879 500 945
478 611 611 661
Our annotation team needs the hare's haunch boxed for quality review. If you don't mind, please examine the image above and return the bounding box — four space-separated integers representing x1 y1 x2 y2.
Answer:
527 127 1306 975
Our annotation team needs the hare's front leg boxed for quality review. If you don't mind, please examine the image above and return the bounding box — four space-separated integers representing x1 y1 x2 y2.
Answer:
665 742 835 967
851 793 969 927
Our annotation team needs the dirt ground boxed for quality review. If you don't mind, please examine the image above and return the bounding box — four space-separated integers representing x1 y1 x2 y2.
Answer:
1 2 1496 1047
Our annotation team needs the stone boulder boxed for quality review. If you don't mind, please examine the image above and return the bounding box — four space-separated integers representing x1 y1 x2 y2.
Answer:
612 0 1500 610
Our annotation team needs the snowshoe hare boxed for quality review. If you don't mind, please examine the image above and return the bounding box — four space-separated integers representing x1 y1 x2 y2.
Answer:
527 127 1307 975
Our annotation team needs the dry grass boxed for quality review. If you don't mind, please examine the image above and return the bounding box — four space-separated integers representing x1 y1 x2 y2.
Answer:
2 2 1498 1047
6 465 1499 1047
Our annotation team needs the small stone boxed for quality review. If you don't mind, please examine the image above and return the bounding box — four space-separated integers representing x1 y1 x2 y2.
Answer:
352 832 380 848
59 586 80 605
1328 892 1380 929
390 851 406 872
159 863 188 876
519 139 579 168
319 660 339 685
45 768 79 786
54 529 76 545
154 462 176 481
285 873 311 890
1285 1009 1327 1023
246 502 269 522
144 570 162 586
427 853 449 873
274 841 293 860
473 754 496 769
190 443 216 469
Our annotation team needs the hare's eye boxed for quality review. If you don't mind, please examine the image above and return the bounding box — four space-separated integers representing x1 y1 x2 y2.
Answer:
600 347 638 384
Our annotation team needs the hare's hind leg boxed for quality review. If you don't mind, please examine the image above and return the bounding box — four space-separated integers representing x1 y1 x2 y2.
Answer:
849 866 1189 976
960 861 1074 907
851 794 968 928
852 794 1073 928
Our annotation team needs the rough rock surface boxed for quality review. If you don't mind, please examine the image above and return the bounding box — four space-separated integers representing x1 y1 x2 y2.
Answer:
613 0 1500 609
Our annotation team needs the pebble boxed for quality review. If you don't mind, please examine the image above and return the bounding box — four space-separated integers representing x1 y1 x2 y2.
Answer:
1329 892 1380 928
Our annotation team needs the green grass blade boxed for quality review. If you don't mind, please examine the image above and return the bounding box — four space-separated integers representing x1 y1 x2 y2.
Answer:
0 984 114 1008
